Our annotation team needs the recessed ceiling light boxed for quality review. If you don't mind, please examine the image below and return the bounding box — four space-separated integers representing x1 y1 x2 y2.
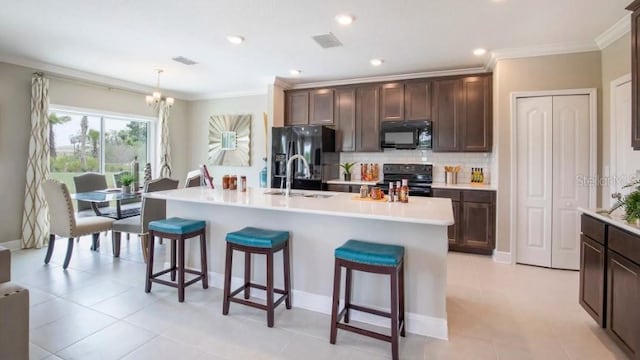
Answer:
370 58 384 66
473 48 487 56
227 35 245 45
289 69 302 76
335 14 355 25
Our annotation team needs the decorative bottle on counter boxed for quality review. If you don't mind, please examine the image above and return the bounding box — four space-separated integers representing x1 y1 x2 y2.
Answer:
259 157 268 188
130 156 139 191
388 182 395 202
395 181 401 202
399 179 409 203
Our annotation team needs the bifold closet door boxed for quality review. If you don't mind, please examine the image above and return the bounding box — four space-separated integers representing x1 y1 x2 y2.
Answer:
516 97 553 268
551 95 590 270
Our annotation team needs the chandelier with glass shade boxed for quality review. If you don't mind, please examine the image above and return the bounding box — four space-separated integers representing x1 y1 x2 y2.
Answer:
145 69 174 109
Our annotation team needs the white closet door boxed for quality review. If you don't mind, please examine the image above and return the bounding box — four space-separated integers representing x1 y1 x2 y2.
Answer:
551 95 590 270
516 97 553 267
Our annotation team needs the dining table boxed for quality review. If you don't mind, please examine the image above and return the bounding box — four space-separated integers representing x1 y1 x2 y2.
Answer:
71 189 142 219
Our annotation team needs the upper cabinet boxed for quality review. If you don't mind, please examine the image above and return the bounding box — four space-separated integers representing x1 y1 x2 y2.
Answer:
433 74 492 152
405 81 432 120
310 89 335 125
356 85 381 152
627 1 640 149
285 91 309 125
334 88 356 152
380 83 405 121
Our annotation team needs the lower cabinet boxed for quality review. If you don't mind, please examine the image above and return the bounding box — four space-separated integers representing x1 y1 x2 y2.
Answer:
433 189 496 255
579 234 606 327
326 184 360 193
607 251 640 359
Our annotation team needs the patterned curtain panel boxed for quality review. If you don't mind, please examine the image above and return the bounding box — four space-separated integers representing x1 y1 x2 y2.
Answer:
158 100 172 177
21 73 50 249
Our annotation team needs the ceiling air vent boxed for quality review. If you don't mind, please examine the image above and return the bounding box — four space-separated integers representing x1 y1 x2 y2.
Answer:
172 56 198 65
312 33 343 49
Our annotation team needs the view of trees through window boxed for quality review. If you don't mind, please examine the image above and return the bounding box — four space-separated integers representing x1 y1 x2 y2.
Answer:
49 110 151 192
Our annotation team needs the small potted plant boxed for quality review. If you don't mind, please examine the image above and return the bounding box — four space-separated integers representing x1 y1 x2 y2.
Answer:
340 162 357 182
609 179 640 225
120 173 135 194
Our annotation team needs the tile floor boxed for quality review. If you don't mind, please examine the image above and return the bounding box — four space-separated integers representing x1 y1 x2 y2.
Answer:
9 234 628 360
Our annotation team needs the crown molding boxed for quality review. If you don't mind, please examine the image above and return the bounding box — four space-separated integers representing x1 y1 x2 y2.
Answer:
288 67 489 89
0 54 193 100
191 89 268 101
273 76 293 90
485 41 600 69
595 14 630 50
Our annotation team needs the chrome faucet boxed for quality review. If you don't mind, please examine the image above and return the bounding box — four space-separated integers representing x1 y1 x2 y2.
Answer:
285 154 310 197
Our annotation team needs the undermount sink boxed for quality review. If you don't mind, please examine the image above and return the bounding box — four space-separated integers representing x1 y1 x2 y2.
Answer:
303 194 334 199
263 190 305 197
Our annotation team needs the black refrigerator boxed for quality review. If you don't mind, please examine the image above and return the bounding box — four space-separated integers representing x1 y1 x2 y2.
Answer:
271 125 338 190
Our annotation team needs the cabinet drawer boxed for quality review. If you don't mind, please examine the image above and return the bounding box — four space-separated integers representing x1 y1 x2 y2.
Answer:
581 214 606 245
432 189 460 201
608 226 640 265
462 190 494 203
327 184 350 193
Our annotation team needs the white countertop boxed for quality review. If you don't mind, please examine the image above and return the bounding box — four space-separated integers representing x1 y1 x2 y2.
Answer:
146 187 454 226
578 207 640 236
326 179 379 186
431 183 497 191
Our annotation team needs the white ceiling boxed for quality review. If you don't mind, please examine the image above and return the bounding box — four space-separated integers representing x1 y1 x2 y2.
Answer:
0 0 630 99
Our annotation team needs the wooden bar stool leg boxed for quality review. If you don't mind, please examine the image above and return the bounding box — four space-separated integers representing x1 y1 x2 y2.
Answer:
200 230 208 289
329 260 341 344
222 243 233 315
283 242 292 309
145 231 155 293
266 249 275 328
244 251 251 299
390 269 400 360
344 268 352 323
170 238 177 281
399 262 406 337
178 237 185 303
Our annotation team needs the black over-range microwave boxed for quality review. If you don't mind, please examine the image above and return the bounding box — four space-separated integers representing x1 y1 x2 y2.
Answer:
380 120 432 150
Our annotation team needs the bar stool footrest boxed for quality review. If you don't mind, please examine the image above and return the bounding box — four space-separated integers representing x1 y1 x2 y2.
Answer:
337 323 392 343
228 282 289 310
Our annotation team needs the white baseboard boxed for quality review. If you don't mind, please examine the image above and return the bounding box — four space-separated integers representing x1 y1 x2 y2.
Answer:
492 250 512 264
1 240 22 251
205 270 448 340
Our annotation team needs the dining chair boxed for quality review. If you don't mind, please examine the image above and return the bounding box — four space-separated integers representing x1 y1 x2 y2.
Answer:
41 179 115 269
185 169 202 188
111 177 179 263
73 172 111 216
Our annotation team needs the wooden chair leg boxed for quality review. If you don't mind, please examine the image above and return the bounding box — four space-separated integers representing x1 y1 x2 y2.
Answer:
112 232 121 257
329 260 341 344
283 241 292 309
390 269 399 360
44 234 55 264
244 251 251 299
141 234 150 264
91 233 100 251
170 239 177 281
222 243 233 315
145 232 155 293
200 230 208 289
399 262 406 337
178 237 185 302
266 250 275 327
344 268 352 323
63 237 75 269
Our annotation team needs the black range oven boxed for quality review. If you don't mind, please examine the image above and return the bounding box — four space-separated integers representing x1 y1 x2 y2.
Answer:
377 163 433 197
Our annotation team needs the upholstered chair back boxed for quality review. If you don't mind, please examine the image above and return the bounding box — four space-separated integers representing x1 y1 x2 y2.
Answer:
42 179 76 238
73 172 108 211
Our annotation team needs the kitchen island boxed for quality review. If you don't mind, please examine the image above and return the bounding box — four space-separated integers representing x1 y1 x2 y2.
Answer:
146 187 454 339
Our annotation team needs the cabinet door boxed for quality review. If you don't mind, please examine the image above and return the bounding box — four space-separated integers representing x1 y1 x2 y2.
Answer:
629 6 640 150
460 76 492 152
580 235 606 327
327 184 350 193
335 88 356 152
405 81 432 120
461 201 494 252
607 251 640 359
449 200 460 246
433 79 462 151
286 91 309 125
310 89 335 125
380 83 404 122
356 85 381 152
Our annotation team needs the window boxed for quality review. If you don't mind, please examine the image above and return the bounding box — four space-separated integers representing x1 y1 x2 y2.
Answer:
48 108 154 192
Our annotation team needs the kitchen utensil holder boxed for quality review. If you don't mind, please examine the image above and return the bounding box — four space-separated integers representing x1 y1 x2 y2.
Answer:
445 172 458 185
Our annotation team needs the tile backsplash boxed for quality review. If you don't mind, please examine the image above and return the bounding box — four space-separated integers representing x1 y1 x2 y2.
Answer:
340 149 495 184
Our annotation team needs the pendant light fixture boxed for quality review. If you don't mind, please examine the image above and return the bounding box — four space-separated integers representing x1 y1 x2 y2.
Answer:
145 69 174 108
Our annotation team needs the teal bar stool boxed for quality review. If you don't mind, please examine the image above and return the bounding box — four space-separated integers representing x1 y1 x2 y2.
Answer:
222 227 291 327
146 217 208 302
329 239 405 360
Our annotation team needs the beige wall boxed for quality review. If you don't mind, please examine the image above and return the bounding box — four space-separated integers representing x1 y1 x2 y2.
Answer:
601 34 632 205
494 52 603 253
0 61 189 243
187 94 270 188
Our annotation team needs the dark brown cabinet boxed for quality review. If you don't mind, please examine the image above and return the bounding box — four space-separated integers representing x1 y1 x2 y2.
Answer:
580 234 606 327
433 79 462 151
326 184 360 193
433 189 495 255
285 91 309 125
356 85 381 152
405 81 432 120
607 250 640 359
334 88 356 152
626 1 640 149
310 89 335 125
380 83 404 122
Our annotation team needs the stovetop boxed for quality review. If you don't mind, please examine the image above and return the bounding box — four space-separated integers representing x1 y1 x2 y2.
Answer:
377 163 433 197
